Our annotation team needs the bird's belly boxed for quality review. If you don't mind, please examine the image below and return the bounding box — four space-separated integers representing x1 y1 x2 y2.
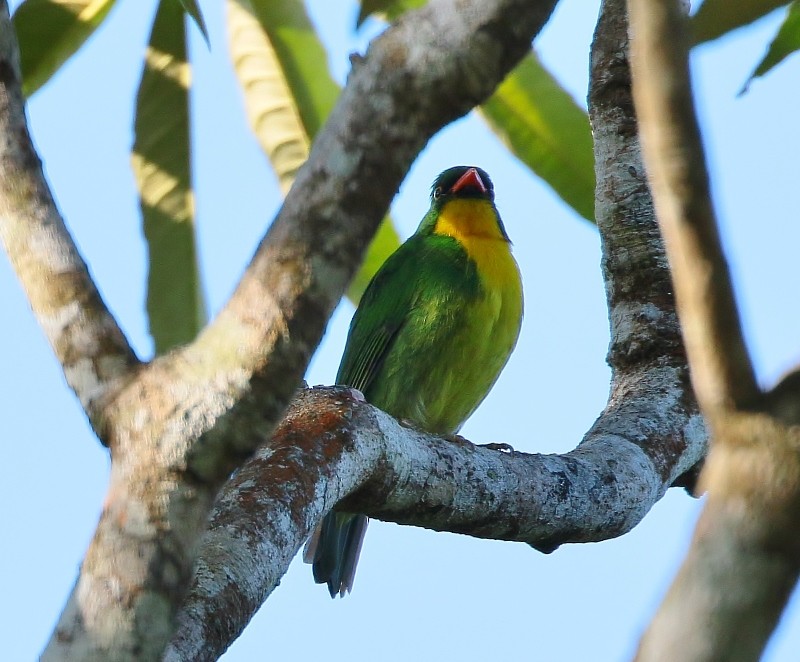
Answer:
371 287 520 435
420 292 515 431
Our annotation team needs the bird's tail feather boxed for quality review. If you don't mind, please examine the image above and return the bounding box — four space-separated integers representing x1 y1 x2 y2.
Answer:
307 512 369 598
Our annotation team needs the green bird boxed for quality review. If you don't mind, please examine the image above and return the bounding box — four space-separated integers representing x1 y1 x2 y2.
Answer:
306 165 523 597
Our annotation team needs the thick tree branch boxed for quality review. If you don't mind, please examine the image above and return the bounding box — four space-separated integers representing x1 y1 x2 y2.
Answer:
589 0 703 484
0 2 139 427
627 0 758 414
42 0 560 659
165 1 707 654
589 0 706 487
168 379 704 660
628 1 800 660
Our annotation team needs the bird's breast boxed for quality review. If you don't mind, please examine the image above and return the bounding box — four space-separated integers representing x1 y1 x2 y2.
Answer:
408 237 522 433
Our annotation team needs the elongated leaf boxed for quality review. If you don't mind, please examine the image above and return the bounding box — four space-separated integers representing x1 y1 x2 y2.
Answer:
177 0 210 45
133 0 206 354
241 0 339 141
227 0 315 192
13 0 117 97
227 0 400 302
480 52 595 223
743 0 800 89
356 0 426 27
691 0 790 44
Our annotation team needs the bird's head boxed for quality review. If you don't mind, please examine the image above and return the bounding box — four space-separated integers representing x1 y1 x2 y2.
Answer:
431 165 495 203
426 166 510 242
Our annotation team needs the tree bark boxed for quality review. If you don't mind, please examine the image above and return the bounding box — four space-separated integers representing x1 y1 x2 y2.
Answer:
167 378 703 658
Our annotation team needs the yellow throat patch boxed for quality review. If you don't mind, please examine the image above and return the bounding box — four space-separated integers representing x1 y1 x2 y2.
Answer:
433 199 520 292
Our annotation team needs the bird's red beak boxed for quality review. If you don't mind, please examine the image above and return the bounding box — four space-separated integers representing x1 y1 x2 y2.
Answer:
450 167 487 195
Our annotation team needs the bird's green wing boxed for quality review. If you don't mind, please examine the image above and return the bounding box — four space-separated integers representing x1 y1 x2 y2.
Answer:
336 236 423 393
312 240 422 597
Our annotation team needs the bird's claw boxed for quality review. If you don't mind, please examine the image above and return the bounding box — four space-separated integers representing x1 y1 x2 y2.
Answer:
481 442 515 453
444 433 471 444
399 417 423 431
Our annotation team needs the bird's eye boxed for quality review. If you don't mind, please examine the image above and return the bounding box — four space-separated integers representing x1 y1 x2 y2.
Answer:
433 186 443 200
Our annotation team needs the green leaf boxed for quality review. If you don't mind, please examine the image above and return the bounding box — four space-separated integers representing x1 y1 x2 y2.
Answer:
479 51 595 223
133 0 206 354
691 0 790 44
12 0 117 97
226 0 400 302
237 0 340 143
743 1 800 89
227 0 328 192
177 0 210 46
356 0 426 27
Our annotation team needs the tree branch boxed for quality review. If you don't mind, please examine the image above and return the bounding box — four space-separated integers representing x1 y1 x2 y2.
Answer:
589 0 704 485
42 0 561 658
165 1 708 653
168 377 705 659
627 1 800 659
0 1 139 429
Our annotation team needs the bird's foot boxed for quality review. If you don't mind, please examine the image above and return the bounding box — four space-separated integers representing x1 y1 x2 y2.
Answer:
399 417 423 431
480 442 515 454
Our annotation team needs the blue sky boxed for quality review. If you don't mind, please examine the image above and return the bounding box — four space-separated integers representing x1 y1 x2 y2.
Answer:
2 1 800 659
